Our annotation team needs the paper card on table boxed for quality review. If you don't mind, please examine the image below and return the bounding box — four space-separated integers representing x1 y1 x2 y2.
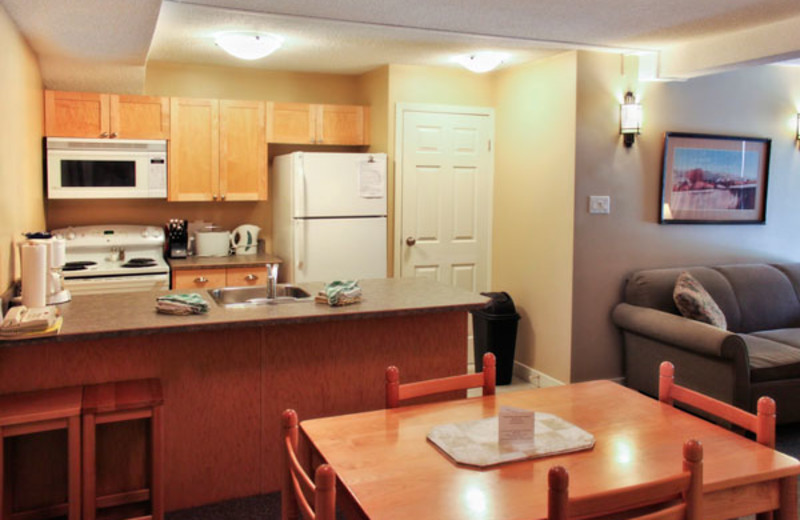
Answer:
498 406 535 444
358 160 385 198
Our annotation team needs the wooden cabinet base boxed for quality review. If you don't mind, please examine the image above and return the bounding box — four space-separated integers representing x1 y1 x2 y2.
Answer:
0 312 467 511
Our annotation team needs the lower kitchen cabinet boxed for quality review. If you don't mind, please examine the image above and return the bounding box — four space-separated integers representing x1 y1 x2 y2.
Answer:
172 266 268 289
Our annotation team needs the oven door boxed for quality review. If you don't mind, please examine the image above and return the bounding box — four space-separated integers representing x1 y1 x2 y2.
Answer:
63 274 169 295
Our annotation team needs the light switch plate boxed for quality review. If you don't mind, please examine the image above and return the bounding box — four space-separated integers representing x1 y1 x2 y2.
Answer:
589 195 611 214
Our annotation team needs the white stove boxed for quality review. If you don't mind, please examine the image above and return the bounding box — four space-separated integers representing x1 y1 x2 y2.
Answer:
52 225 170 295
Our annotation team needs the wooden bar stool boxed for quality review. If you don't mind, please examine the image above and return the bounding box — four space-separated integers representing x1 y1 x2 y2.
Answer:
0 386 83 520
82 379 164 520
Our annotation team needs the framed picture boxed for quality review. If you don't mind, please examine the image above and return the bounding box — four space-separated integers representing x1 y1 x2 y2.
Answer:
660 132 771 224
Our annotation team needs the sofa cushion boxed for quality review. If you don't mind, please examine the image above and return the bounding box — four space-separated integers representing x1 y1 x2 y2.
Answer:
714 265 800 333
742 331 800 382
625 267 742 330
673 272 727 329
773 264 800 302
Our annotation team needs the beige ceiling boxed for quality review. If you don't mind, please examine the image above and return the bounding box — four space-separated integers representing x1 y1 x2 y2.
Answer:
1 0 800 92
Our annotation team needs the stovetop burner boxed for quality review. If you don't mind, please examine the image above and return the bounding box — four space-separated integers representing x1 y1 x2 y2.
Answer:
122 258 157 268
62 261 97 271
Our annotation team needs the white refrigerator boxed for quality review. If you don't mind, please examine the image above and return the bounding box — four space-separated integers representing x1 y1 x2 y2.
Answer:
272 152 388 283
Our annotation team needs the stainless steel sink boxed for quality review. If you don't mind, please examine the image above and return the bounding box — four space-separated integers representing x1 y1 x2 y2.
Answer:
208 284 313 307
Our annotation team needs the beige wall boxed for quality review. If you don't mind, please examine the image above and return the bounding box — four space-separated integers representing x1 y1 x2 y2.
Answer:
493 53 578 384
0 5 44 293
571 52 800 381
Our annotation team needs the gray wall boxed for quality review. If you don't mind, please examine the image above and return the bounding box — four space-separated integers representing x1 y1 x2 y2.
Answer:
571 52 800 381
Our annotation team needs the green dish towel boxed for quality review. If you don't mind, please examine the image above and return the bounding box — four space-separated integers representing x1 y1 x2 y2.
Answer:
322 280 362 306
156 293 209 315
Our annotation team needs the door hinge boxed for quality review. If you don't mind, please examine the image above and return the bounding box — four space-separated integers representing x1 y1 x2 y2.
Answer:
488 140 492 152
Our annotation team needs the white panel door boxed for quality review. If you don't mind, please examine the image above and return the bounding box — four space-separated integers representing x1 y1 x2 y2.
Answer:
294 217 387 283
398 107 493 367
400 110 492 292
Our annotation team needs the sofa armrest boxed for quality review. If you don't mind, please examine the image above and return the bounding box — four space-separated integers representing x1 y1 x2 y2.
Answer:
612 303 746 359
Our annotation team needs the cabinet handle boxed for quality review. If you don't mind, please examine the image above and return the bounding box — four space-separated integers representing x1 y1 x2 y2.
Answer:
212 194 217 201
245 274 258 281
221 194 226 201
100 132 109 138
194 276 209 284
110 132 118 138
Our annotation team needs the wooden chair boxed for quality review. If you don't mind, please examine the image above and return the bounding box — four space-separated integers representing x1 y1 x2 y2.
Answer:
82 378 164 520
0 386 83 520
547 438 703 520
385 352 496 408
282 409 335 520
658 361 776 448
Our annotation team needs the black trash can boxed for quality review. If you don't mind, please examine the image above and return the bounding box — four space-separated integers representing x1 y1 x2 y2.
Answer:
471 291 520 385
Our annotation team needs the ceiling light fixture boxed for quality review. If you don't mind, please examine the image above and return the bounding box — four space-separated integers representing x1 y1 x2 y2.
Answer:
215 32 283 61
453 52 507 73
620 91 642 148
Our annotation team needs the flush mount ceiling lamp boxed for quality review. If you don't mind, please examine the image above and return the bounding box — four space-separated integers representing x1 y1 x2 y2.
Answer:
454 52 507 73
215 32 283 61
620 91 642 148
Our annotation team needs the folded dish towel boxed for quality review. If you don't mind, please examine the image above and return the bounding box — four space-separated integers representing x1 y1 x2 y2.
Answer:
156 293 209 315
315 280 362 307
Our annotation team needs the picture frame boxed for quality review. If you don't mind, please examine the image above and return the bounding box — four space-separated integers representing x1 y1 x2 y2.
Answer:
660 132 771 224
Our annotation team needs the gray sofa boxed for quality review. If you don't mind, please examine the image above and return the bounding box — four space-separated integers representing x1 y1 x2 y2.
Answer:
612 263 800 424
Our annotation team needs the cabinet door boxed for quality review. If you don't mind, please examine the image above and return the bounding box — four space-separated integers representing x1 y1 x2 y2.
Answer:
226 266 268 287
111 95 170 139
220 100 267 201
169 98 219 201
44 90 109 137
172 269 227 290
317 104 369 145
266 102 315 144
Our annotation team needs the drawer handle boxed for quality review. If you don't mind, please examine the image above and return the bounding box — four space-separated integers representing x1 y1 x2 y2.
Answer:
194 276 209 284
245 274 259 281
100 132 109 138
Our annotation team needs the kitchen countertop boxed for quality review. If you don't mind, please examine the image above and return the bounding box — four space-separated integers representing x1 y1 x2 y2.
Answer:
1 278 488 346
168 251 283 270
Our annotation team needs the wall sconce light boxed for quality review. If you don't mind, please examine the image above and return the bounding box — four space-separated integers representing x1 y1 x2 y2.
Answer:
796 114 800 140
620 91 642 148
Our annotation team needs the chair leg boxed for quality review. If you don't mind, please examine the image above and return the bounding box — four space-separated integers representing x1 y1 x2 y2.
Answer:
82 413 96 520
151 406 164 520
68 416 81 520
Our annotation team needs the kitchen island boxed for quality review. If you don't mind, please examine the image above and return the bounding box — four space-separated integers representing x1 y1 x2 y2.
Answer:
0 278 486 512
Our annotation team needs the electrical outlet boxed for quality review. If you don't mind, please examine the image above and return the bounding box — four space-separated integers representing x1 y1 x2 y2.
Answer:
589 195 611 214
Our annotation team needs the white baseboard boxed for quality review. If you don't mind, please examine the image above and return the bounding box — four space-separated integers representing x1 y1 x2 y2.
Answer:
513 361 565 388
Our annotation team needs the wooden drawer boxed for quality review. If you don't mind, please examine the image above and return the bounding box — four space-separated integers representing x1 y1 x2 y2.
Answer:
226 266 268 287
172 268 227 290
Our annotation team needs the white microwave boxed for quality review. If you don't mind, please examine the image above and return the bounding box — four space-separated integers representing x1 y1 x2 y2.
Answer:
46 138 167 199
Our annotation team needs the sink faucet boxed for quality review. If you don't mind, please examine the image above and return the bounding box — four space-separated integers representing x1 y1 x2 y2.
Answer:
266 263 278 299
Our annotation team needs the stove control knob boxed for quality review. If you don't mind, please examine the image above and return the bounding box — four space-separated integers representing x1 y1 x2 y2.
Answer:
66 231 76 240
142 229 150 238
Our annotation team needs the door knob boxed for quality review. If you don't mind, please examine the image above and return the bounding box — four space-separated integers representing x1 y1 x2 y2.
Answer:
406 237 416 246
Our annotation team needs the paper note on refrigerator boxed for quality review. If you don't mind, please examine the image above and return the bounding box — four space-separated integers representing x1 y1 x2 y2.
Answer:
358 160 385 198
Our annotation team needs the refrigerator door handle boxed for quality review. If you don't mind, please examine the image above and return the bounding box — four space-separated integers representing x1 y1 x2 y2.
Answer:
296 154 306 218
295 219 305 271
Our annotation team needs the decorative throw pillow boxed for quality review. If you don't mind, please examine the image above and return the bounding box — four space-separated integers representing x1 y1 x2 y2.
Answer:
673 271 727 330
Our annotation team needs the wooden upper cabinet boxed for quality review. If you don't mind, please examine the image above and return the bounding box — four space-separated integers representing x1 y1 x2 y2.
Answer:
317 104 369 146
44 90 169 139
220 100 267 201
44 90 109 138
112 95 170 139
266 102 315 144
169 97 220 202
266 102 369 146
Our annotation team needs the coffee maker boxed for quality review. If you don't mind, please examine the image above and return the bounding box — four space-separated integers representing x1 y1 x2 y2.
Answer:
167 219 188 258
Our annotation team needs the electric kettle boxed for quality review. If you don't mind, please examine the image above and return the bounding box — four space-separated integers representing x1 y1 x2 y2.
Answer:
231 224 261 255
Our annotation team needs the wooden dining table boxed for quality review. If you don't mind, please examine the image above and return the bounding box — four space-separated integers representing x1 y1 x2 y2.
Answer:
300 380 800 520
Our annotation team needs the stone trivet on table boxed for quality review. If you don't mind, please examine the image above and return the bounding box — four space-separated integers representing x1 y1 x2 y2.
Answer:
427 412 595 468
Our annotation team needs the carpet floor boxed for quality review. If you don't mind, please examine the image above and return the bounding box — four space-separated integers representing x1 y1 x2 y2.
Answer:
165 424 800 520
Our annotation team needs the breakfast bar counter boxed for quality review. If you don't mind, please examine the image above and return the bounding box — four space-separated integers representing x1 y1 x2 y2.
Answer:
0 278 486 512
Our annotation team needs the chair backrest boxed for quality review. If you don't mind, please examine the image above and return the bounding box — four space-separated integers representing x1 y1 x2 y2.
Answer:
281 409 336 520
658 361 776 448
385 352 496 408
547 439 703 520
